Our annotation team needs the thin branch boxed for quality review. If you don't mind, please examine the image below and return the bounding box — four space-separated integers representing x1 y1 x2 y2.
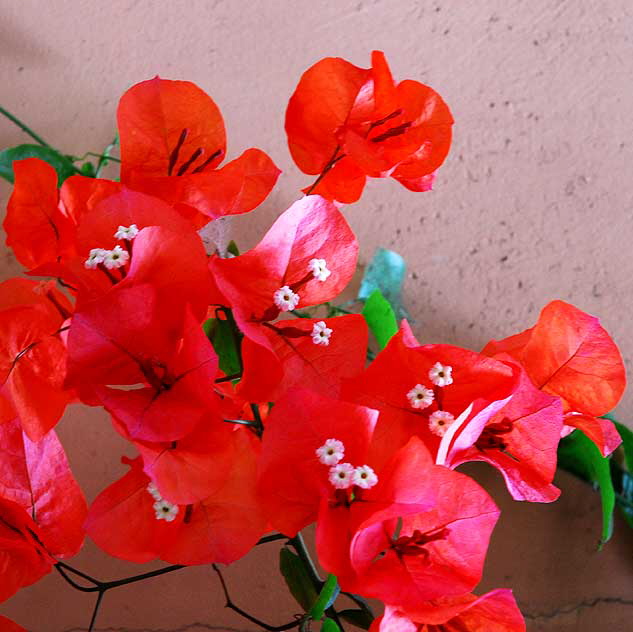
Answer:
257 533 288 545
0 105 50 147
88 590 105 632
212 564 303 631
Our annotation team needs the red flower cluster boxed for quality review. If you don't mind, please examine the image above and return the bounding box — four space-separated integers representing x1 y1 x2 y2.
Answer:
0 51 626 631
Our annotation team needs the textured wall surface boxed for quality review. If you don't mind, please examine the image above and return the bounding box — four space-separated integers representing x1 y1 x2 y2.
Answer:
1 1 632 630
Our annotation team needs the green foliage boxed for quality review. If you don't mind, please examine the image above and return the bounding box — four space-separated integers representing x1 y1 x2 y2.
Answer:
0 144 78 185
338 608 374 630
203 309 242 376
362 289 398 349
358 247 406 317
309 573 339 621
558 430 615 547
279 548 319 613
320 618 340 632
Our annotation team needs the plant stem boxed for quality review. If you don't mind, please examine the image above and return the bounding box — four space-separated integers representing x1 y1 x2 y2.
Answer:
0 105 51 147
213 564 302 631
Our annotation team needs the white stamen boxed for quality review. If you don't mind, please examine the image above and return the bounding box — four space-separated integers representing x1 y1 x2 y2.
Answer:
406 384 434 409
114 224 139 240
102 245 130 270
328 462 355 489
274 285 300 311
352 465 378 489
428 410 456 437
308 258 331 282
429 362 453 387
311 321 333 346
147 482 162 500
153 499 179 522
316 438 345 465
84 248 108 269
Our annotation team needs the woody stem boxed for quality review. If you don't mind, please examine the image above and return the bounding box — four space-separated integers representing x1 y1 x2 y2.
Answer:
212 564 302 631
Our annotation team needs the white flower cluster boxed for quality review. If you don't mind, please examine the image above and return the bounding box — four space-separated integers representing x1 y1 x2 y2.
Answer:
84 225 139 270
315 438 378 490
147 482 179 522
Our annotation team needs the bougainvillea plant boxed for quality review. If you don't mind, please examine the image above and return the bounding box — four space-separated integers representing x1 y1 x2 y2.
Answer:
0 51 629 632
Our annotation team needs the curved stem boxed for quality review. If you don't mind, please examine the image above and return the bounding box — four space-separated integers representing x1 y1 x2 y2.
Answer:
213 564 302 631
0 105 50 147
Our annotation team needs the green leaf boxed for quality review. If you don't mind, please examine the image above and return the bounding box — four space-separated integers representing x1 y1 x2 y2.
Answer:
320 618 340 632
558 430 616 546
0 144 77 185
358 248 406 317
279 548 319 613
203 310 242 376
309 573 339 621
362 289 398 350
226 240 240 257
610 460 633 528
338 608 374 630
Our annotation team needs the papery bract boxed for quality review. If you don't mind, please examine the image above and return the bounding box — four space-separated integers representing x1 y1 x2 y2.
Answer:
316 437 500 607
374 589 525 632
85 429 267 565
0 496 54 603
257 388 378 536
444 362 563 503
93 310 220 442
0 418 87 557
118 77 280 221
483 300 625 456
209 195 358 347
237 314 368 402
0 279 73 440
4 158 76 270
0 617 28 631
343 322 518 469
286 51 453 203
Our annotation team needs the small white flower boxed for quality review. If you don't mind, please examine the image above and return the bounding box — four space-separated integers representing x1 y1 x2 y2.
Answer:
311 321 333 346
153 498 179 522
428 410 456 437
316 438 345 465
406 384 434 409
273 285 300 311
147 482 162 500
328 462 355 489
308 258 331 282
352 465 378 489
103 245 130 270
84 248 108 269
428 362 453 387
114 224 139 240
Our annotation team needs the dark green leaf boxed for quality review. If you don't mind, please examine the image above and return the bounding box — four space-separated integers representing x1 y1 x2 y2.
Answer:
610 460 633 528
0 144 77 185
358 248 406 317
203 310 242 376
80 161 96 177
227 240 240 257
338 608 375 630
279 548 319 613
320 618 340 632
362 289 398 350
558 430 615 546
309 573 339 621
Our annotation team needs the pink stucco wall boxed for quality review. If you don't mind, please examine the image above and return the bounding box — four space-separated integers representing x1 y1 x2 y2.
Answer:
1 1 632 630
